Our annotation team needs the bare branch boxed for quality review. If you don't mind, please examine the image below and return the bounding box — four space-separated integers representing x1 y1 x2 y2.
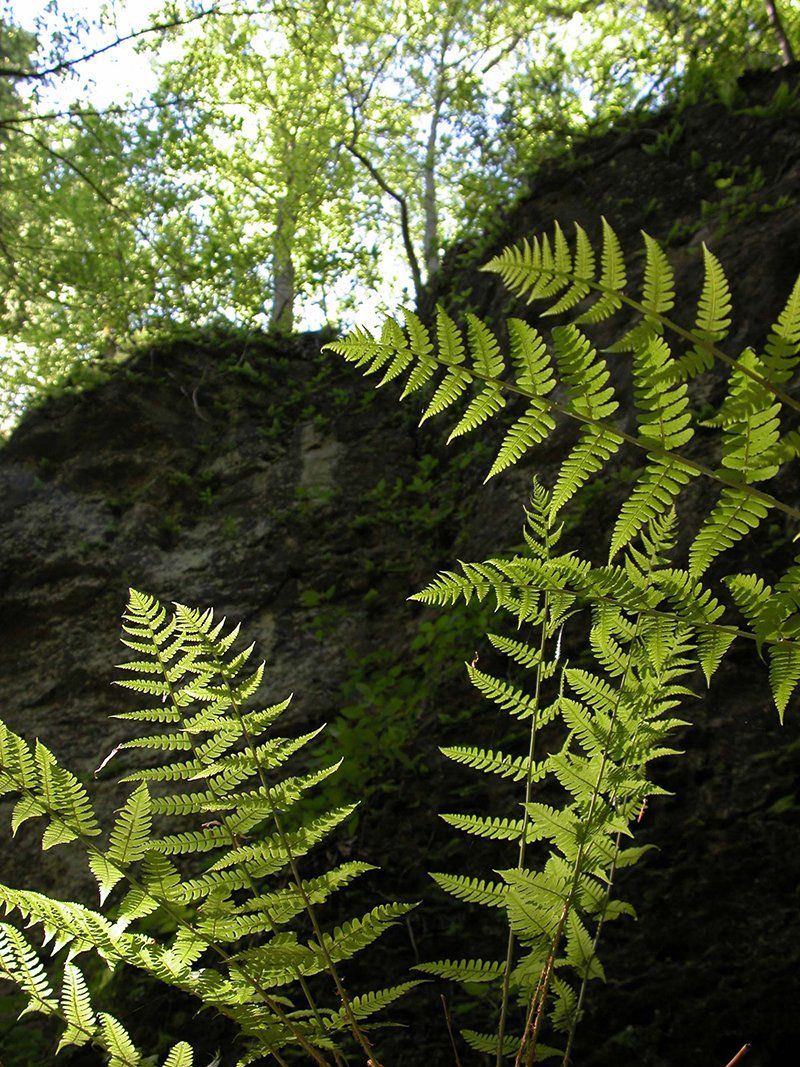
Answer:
345 138 422 300
0 6 220 81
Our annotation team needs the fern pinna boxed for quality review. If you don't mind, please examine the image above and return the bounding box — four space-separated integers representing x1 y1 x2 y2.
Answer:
325 220 800 716
0 591 416 1066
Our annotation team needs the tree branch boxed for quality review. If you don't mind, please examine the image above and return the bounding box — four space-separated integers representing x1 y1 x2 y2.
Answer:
345 137 423 301
0 6 221 81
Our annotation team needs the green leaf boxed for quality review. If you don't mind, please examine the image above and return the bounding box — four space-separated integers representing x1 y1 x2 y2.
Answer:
107 784 153 867
162 1043 194 1067
100 1013 141 1066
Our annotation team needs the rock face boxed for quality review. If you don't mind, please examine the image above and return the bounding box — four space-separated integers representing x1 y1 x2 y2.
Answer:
1 67 800 1067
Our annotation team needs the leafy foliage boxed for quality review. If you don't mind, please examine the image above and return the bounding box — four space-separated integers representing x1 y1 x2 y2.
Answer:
409 491 696 1060
326 220 800 1060
328 221 800 716
2 0 797 425
0 592 416 1066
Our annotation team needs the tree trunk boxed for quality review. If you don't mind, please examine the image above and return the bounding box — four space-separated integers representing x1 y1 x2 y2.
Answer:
270 199 296 332
422 98 443 279
764 0 796 63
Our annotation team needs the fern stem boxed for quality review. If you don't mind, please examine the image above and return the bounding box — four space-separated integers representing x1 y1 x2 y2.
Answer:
562 717 649 1066
475 367 800 524
485 576 800 651
560 821 625 1067
378 342 800 524
496 586 552 1066
146 619 345 1067
518 601 648 1064
614 288 800 417
194 627 378 1067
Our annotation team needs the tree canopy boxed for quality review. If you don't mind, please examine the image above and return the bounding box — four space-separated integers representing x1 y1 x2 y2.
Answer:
0 0 797 425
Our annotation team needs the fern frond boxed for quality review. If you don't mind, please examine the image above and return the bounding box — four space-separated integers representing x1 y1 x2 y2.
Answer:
552 426 622 514
99 1012 142 1067
0 922 59 1015
690 490 771 577
34 740 101 843
162 1044 194 1067
441 813 532 842
107 784 153 868
467 664 547 719
429 872 509 908
328 982 423 1023
447 385 505 442
763 273 800 383
316 902 416 965
441 744 547 783
695 244 732 344
462 1029 522 1057
57 963 97 1052
768 644 800 721
609 457 695 559
415 958 504 983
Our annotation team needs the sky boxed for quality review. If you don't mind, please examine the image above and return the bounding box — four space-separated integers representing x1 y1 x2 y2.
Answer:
8 0 172 108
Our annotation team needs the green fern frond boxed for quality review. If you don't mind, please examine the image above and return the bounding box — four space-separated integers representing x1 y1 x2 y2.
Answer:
328 981 423 1023
609 457 695 559
107 784 152 868
429 872 509 908
467 664 548 719
641 231 675 317
316 902 417 965
447 384 505 442
768 644 800 721
57 963 97 1052
415 958 505 983
552 426 622 514
695 244 732 343
441 813 532 842
162 1044 194 1067
461 1029 524 1057
690 490 771 577
0 922 59 1015
99 1012 142 1066
441 744 547 783
762 273 800 383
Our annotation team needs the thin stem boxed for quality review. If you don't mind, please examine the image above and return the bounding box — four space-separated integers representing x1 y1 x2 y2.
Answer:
517 597 650 1064
144 617 345 1067
723 1044 751 1067
349 338 800 524
560 821 625 1066
562 709 653 1065
478 367 800 524
497 590 552 1066
441 994 464 1067
195 623 378 1065
488 253 800 418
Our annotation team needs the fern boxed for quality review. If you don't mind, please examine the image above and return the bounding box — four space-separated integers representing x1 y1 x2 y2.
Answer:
1 216 798 1065
410 500 710 1061
0 592 417 1066
327 218 800 715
